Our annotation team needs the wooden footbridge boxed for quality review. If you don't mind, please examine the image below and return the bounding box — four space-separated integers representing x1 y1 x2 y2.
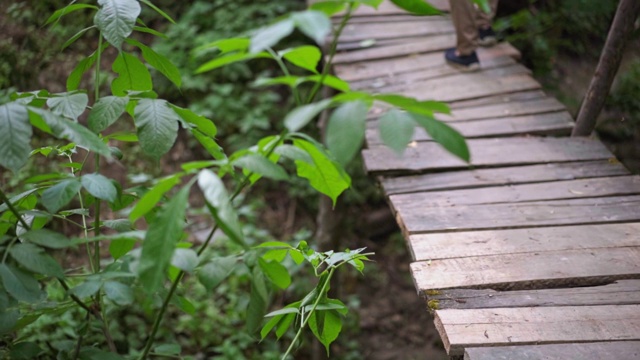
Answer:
332 1 640 358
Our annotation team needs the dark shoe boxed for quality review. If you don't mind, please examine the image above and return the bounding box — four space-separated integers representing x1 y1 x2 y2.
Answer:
478 26 497 47
444 48 480 72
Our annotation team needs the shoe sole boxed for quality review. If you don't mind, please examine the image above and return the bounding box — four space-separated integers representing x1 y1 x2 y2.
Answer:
478 37 497 47
445 60 480 72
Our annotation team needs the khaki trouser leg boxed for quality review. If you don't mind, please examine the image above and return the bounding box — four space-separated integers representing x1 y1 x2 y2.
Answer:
450 0 498 55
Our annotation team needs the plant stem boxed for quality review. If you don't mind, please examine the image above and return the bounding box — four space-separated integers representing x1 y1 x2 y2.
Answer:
267 48 303 107
0 188 31 230
93 155 101 273
281 267 336 360
304 4 353 104
73 313 90 360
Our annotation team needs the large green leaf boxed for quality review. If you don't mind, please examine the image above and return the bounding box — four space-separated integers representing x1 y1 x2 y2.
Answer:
0 103 31 173
195 52 272 74
284 99 332 132
103 281 133 305
282 46 321 74
258 258 291 290
111 52 153 96
94 0 141 49
67 43 109 91
197 256 236 291
46 93 89 120
292 139 351 206
309 309 343 355
127 38 181 88
250 19 295 53
20 229 72 249
310 1 347 16
88 96 128 133
325 101 368 166
389 0 441 15
246 267 269 334
170 248 198 273
9 243 65 279
232 154 289 182
129 174 181 222
137 185 190 292
0 264 43 303
169 105 216 138
292 11 332 45
197 170 245 247
41 179 82 213
45 4 99 26
411 114 470 162
378 109 415 154
81 173 117 202
134 99 179 159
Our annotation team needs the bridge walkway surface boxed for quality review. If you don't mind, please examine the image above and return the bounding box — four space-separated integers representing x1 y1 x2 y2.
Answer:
330 1 640 358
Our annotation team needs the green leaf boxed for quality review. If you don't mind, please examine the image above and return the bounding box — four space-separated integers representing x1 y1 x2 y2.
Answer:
170 248 198 273
20 229 72 249
45 4 99 26
195 38 250 55
192 130 225 160
198 170 245 247
81 174 117 202
134 99 179 159
195 52 272 73
154 344 181 356
111 52 153 96
292 139 351 207
0 264 43 303
275 144 313 163
246 269 269 334
264 307 300 318
0 103 31 173
282 46 321 73
284 99 332 132
94 0 141 49
262 249 288 262
197 256 236 291
109 238 136 259
306 75 350 93
103 219 132 232
41 179 82 213
0 189 39 213
326 101 368 165
67 45 105 92
473 0 491 13
292 11 332 45
103 281 133 305
169 105 217 138
378 109 415 154
137 185 190 292
62 26 96 51
258 258 291 290
9 341 43 360
29 108 111 157
9 243 65 279
47 93 88 120
411 113 470 162
139 0 176 24
255 241 293 249
69 280 102 299
232 154 289 182
310 1 347 16
389 0 442 15
129 174 181 222
133 25 166 38
0 310 19 334
309 309 343 355
250 19 295 53
88 96 128 133
127 38 181 88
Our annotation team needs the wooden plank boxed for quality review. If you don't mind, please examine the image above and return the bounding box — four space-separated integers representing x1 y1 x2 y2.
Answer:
396 72 540 103
390 176 640 212
333 33 456 64
450 90 547 109
464 342 640 360
435 305 640 356
366 111 574 144
412 245 640 291
398 195 640 234
339 19 454 43
381 160 630 195
441 97 567 122
363 137 613 175
335 42 520 82
410 222 640 261
431 280 640 310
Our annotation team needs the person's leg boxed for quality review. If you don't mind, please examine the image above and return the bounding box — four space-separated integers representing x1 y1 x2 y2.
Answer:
476 0 499 46
449 0 479 55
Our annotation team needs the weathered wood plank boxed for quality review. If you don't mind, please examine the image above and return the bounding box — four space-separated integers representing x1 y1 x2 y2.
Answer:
366 111 574 145
441 97 567 122
435 305 640 356
363 137 614 175
465 342 640 360
335 42 520 82
334 34 456 64
411 246 640 291
449 90 547 109
410 222 640 262
381 160 630 195
399 195 640 234
339 19 454 43
391 176 640 212
431 280 640 310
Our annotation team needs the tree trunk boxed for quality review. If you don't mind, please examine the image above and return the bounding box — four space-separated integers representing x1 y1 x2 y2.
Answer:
571 0 640 137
